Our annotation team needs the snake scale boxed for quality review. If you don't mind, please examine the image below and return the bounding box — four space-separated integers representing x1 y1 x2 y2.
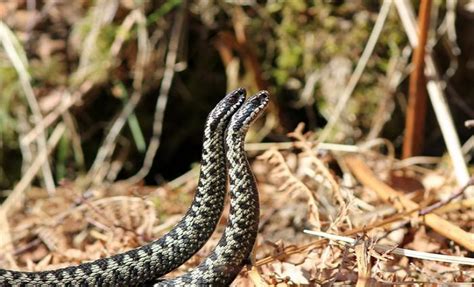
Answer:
0 88 268 286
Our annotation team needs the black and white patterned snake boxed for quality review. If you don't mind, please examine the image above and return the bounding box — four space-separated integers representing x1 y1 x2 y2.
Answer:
0 88 269 286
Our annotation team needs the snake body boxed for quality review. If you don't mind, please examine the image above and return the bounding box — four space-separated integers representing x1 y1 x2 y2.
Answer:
157 91 269 286
0 88 247 286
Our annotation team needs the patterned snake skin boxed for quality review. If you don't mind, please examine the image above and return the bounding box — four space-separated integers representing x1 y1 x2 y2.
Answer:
156 91 269 286
0 88 247 286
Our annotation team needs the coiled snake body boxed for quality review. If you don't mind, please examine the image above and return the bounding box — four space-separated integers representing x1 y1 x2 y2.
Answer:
0 89 268 286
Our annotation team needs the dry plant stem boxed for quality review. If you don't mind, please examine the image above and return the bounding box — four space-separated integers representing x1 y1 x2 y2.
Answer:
465 120 474 128
442 0 460 55
126 2 186 184
0 124 65 255
78 0 118 69
318 0 391 143
433 198 474 214
392 156 440 169
395 0 470 187
402 0 431 158
256 204 422 266
88 9 149 184
420 176 474 215
106 143 131 182
0 22 55 194
245 141 360 152
304 230 474 266
355 241 371 287
367 46 411 140
345 155 474 251
61 112 85 170
16 108 34 175
22 82 93 146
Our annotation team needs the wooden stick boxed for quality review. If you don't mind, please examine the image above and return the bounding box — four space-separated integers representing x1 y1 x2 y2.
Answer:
395 0 470 187
403 0 432 158
345 155 474 251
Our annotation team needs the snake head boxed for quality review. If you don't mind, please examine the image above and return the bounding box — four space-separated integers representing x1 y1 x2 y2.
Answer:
228 90 269 132
207 88 247 130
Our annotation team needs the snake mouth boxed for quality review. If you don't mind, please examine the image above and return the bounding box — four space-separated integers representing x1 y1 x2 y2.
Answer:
243 90 269 123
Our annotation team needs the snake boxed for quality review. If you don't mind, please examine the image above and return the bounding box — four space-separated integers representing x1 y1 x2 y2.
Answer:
0 88 247 286
156 90 269 286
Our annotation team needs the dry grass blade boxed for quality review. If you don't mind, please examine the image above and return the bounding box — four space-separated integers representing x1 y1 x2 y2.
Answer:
0 21 55 194
394 0 470 188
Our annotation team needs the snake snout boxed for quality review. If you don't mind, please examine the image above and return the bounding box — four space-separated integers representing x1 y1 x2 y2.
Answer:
228 90 269 131
243 90 269 123
252 90 269 107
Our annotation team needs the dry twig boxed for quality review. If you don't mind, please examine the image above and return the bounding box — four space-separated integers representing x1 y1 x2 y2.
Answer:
394 0 470 188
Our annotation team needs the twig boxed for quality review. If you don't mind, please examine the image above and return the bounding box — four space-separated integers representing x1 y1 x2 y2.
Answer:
61 111 85 170
106 141 131 183
394 0 470 187
402 0 431 158
304 230 474 266
319 0 392 143
420 176 474 215
392 156 441 169
126 1 187 184
345 155 474 251
433 198 474 214
15 107 34 175
245 141 360 152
